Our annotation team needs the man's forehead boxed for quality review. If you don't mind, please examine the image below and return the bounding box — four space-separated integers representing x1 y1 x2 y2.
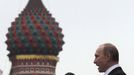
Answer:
95 45 104 54
97 45 104 51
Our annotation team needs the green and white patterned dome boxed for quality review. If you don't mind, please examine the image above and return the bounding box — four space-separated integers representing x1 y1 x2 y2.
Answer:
6 0 64 56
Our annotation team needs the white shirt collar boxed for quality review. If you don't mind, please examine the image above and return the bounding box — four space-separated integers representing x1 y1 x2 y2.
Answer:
104 64 120 75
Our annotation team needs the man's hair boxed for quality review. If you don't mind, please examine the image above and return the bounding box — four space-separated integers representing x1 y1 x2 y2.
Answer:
65 72 75 75
103 43 119 62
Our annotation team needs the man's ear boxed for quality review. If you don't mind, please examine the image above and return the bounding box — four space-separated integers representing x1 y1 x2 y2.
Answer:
105 53 111 62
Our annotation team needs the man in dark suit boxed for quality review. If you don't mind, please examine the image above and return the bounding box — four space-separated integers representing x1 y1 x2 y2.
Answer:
94 43 126 75
65 72 75 75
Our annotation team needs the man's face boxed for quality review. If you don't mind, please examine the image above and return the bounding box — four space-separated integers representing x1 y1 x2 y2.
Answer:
93 45 109 72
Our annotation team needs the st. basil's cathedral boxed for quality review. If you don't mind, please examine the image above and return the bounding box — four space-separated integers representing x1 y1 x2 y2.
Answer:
5 0 64 75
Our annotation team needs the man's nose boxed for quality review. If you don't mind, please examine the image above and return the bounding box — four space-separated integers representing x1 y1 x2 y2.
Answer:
93 58 97 64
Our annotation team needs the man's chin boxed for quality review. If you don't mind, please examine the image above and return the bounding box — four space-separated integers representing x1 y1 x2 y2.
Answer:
98 67 104 72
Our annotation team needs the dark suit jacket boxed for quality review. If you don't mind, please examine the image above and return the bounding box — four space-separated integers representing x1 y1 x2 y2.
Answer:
108 67 126 75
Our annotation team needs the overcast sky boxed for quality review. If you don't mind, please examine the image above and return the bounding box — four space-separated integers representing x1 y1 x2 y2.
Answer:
0 0 134 75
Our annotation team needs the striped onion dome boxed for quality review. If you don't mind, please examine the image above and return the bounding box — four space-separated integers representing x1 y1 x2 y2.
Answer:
6 0 64 56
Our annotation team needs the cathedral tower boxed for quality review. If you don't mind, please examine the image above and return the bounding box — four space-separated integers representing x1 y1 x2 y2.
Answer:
6 0 64 75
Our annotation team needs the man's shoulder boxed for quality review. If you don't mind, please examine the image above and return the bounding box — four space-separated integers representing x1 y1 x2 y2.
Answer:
109 67 126 75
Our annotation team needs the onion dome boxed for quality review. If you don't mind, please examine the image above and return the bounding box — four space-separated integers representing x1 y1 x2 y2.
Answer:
6 0 64 57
